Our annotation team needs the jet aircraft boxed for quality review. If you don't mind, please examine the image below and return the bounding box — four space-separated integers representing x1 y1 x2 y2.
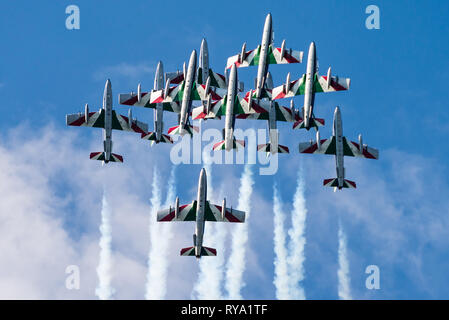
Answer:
157 168 245 258
298 106 379 190
272 42 351 130
66 79 148 163
192 64 269 151
226 13 303 99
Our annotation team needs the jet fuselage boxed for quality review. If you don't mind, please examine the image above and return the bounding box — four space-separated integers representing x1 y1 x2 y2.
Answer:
154 61 164 142
194 168 208 258
224 64 238 151
255 13 273 98
102 79 113 162
303 42 317 130
199 38 209 84
333 106 345 188
179 50 197 134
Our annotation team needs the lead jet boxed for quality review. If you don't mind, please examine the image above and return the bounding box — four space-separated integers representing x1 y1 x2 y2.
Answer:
298 107 379 190
157 168 245 258
120 50 224 137
192 64 267 151
226 13 303 99
271 42 351 130
66 79 148 163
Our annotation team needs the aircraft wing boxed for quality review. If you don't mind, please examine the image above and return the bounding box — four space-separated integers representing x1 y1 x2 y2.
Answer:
345 139 379 159
299 136 336 155
272 74 350 100
119 90 182 113
227 44 303 69
197 67 227 89
236 102 298 122
66 109 148 133
299 136 379 159
192 95 266 120
204 201 245 222
157 201 197 222
192 99 225 120
66 110 105 128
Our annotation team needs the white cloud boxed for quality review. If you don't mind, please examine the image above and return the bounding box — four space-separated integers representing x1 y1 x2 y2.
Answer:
1 121 449 299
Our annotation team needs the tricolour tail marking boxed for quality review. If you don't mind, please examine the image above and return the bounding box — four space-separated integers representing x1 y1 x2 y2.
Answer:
293 118 325 130
89 152 123 163
323 178 356 189
212 140 245 151
257 143 289 154
168 124 199 136
141 132 173 144
180 246 217 257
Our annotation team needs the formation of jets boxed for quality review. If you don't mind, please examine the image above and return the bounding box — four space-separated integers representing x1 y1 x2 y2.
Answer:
66 13 379 257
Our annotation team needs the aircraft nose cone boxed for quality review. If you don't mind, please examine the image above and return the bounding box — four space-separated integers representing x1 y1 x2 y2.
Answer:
266 13 272 23
200 168 207 181
309 42 316 56
190 50 197 62
334 106 341 121
200 38 207 50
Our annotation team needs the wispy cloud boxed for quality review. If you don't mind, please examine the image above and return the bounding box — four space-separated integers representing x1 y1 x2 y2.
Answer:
272 184 290 300
95 189 115 300
225 165 254 299
145 167 177 300
337 220 352 300
287 169 307 300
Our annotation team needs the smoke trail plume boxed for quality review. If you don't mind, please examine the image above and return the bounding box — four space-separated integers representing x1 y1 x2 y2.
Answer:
272 184 290 300
145 167 176 300
95 189 115 300
192 150 227 299
286 168 307 300
337 220 352 300
225 165 254 299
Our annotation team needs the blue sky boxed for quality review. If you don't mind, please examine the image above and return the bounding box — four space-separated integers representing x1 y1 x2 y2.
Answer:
0 0 449 299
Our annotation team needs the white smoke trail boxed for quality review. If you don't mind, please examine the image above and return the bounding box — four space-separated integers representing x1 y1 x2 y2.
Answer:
286 168 307 300
145 167 176 300
95 189 115 300
272 184 290 300
337 220 352 300
192 150 227 300
225 164 254 299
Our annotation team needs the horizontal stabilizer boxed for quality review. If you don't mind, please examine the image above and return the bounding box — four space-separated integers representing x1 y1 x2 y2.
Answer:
257 143 289 154
168 124 199 136
212 139 245 151
323 178 356 189
180 246 217 257
141 132 173 144
293 117 325 130
89 152 123 163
